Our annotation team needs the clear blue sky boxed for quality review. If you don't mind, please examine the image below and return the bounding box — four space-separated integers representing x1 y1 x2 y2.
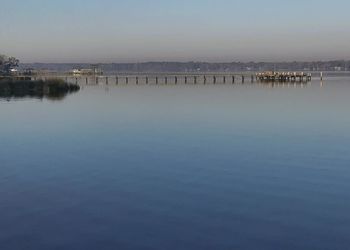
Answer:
1 0 349 63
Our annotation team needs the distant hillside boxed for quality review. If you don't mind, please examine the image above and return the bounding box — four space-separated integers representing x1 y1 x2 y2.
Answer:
20 61 350 73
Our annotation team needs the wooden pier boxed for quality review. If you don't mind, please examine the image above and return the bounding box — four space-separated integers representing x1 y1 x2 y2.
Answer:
2 71 314 86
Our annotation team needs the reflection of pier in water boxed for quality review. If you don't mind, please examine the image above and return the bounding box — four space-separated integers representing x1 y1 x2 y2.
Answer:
255 81 311 88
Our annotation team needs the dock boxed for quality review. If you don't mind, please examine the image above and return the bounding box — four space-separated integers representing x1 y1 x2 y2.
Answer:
2 71 314 86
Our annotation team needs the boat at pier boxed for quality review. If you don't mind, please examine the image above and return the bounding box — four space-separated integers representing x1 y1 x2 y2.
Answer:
256 71 312 82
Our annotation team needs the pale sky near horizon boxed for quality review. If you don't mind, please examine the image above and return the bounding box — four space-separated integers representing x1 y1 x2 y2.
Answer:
1 0 349 63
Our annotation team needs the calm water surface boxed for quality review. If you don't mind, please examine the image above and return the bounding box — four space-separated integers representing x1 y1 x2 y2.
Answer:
1 78 350 249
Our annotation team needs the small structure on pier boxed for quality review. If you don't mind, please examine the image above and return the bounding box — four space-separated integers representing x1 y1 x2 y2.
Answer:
256 71 311 82
70 64 103 75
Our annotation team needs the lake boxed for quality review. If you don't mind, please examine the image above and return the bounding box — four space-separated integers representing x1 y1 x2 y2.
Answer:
1 77 350 249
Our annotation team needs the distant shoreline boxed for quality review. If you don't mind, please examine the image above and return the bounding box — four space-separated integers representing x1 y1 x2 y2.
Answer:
19 60 350 73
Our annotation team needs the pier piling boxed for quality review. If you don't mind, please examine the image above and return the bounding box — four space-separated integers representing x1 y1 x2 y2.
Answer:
36 71 314 88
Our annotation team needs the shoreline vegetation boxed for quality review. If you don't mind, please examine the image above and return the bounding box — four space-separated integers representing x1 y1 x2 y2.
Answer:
20 60 350 73
0 78 80 100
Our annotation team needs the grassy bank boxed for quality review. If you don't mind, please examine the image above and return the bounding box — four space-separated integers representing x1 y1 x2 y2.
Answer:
0 78 80 100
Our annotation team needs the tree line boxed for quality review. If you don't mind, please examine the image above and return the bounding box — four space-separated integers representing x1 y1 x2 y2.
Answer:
0 55 19 75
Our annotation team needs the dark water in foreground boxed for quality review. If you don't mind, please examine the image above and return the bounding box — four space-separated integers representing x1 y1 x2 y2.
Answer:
1 78 350 250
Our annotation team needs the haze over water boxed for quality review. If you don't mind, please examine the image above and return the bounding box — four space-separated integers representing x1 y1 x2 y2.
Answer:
1 77 350 249
1 0 350 62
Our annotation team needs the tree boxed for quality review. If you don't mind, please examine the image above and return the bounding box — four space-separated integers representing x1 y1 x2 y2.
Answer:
0 55 20 75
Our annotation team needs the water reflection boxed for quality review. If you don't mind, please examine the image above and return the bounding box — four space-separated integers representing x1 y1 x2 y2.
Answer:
0 79 80 101
0 76 349 250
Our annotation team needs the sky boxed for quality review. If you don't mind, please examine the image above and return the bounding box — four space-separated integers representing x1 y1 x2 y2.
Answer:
1 0 350 63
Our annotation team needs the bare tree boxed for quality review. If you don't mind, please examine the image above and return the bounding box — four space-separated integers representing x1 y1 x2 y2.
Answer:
0 55 20 75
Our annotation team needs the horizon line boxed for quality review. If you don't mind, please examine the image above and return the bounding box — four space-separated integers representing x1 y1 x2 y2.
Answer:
22 59 350 64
